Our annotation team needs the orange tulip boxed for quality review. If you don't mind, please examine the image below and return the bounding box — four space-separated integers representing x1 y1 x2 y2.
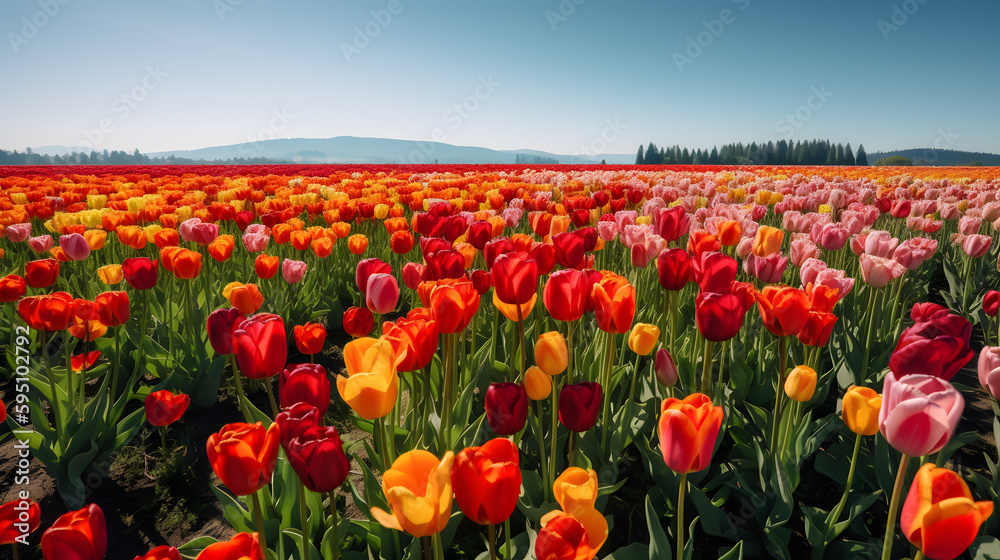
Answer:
427 278 480 334
290 230 311 251
348 234 368 255
716 220 741 246
525 366 552 399
454 242 477 269
754 285 810 338
195 532 264 560
272 223 293 245
171 248 202 279
752 225 784 257
658 393 723 473
553 468 598 515
206 422 280 496
293 322 326 355
534 331 568 376
784 365 817 402
208 235 235 262
493 290 537 322
336 337 399 420
255 254 279 279
841 385 882 436
311 237 334 258
901 463 993 560
535 510 607 560
627 323 660 356
152 228 179 249
83 229 106 250
371 450 455 537
224 282 264 315
590 272 636 334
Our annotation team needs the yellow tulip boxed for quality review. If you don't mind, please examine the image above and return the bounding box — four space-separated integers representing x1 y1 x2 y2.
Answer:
552 467 598 516
784 365 817 402
627 323 660 356
97 264 123 285
525 366 552 400
841 385 882 436
371 450 455 537
336 337 399 420
534 331 568 376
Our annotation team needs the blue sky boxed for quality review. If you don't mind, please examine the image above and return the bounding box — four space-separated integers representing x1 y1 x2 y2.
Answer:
1 0 997 155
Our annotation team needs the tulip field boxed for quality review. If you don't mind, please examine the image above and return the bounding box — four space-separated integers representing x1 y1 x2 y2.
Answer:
3 163 1000 560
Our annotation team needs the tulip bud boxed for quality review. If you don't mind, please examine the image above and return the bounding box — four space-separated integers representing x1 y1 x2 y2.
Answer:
534 331 568 376
524 366 552 400
783 365 817 402
627 323 660 356
484 382 528 435
841 385 881 436
558 382 602 432
654 348 678 387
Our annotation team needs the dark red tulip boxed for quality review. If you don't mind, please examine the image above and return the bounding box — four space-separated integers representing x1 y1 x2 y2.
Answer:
275 402 322 450
469 269 490 295
491 252 538 305
543 269 589 322
402 262 428 290
890 303 973 380
578 226 598 252
592 191 610 207
558 382 602 432
122 257 158 290
656 249 694 291
235 211 254 232
984 290 1000 317
425 249 466 280
553 231 587 269
695 286 754 342
279 363 331 415
529 242 556 276
233 313 287 379
484 382 528 435
206 307 246 354
419 236 452 260
285 425 351 493
343 306 374 337
467 221 493 250
443 215 468 243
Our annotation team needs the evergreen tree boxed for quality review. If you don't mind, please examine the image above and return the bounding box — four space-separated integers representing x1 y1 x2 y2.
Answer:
635 145 644 165
856 144 868 166
844 143 856 165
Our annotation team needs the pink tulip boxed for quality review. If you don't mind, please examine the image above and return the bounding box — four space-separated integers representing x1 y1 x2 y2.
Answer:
245 223 271 236
402 262 427 290
799 258 828 288
961 234 992 258
614 210 637 234
789 236 819 267
191 222 220 245
597 221 617 242
5 223 31 242
958 216 982 235
864 230 899 258
654 348 677 386
735 237 753 259
813 268 855 300
907 216 943 234
502 207 522 228
59 233 91 261
365 273 399 314
978 346 1000 399
939 203 960 221
28 235 54 253
859 254 906 288
630 244 651 268
282 258 308 284
879 372 963 457
179 218 202 242
743 253 787 284
817 223 850 251
849 231 868 256
242 232 269 253
827 189 847 208
782 211 806 233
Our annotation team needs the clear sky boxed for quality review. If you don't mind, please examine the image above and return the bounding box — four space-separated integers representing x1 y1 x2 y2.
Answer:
2 0 997 156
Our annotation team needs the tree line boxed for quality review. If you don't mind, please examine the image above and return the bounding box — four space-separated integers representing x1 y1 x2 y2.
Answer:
0 148 284 166
635 139 869 166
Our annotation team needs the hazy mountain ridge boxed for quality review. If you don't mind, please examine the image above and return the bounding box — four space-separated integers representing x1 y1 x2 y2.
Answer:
868 148 1000 166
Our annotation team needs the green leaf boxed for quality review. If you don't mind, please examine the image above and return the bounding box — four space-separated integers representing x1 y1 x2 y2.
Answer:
971 536 1000 560
645 492 672 560
718 541 744 560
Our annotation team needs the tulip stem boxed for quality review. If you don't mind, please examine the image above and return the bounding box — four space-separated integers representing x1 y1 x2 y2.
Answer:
504 518 512 560
11 542 19 560
40 331 63 443
881 453 910 560
549 375 559 496
600 330 615 450
251 491 269 555
699 338 714 399
328 491 340 560
297 482 310 560
861 287 877 380
64 331 74 420
913 551 925 560
159 425 169 459
263 378 279 419
487 523 498 560
770 337 788 454
516 307 526 379
421 536 433 560
826 433 862 535
534 400 550 502
961 254 973 314
433 533 444 560
566 320 575 384
676 471 688 560
780 401 801 460
228 354 254 423
112 326 121 398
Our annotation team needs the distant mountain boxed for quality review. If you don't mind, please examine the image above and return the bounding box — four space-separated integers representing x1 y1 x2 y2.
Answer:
140 137 634 165
867 148 1000 166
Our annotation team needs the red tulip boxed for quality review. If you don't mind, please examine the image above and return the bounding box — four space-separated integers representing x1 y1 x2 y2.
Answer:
658 393 723 473
655 249 693 291
889 303 973 381
691 251 736 293
467 220 493 250
254 254 279 279
122 257 158 290
695 285 754 342
25 258 61 288
18 292 74 331
484 237 514 270
424 249 466 280
529 241 556 275
366 273 399 314
652 206 690 242
484 382 528 435
687 230 720 256
900 463 993 560
0 498 41 545
206 422 281 496
279 363 331 415
402 262 427 290
558 382 602 432
754 285 810 338
195 532 264 560
451 438 521 525
590 272 635 334
133 546 181 560
285 425 351 493
206 307 246 355
0 274 27 302
145 390 190 427
71 351 101 372
275 401 322 450
983 290 1000 317
552 230 587 269
491 251 538 305
233 313 287 379
428 278 480 334
382 316 440 372
543 269 589 322
343 306 375 337
40 503 106 560
95 291 129 327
